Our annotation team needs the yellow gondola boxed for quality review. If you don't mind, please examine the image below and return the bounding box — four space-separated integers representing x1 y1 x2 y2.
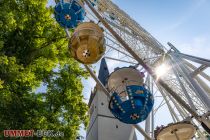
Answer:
69 22 106 64
155 122 196 140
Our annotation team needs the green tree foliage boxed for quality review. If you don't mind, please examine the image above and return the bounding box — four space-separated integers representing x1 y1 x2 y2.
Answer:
0 0 88 139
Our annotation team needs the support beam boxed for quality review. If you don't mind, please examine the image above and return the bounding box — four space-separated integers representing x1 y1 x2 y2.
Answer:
170 52 210 67
145 75 151 139
134 124 153 140
151 109 155 139
145 111 151 139
169 58 197 111
170 95 188 119
65 28 71 38
106 19 139 40
128 127 135 140
168 42 210 67
187 66 210 95
171 55 210 110
163 88 188 119
156 85 180 122
84 65 111 98
104 56 137 65
169 42 210 80
185 61 210 82
150 78 155 139
106 44 134 59
195 76 210 94
191 64 208 77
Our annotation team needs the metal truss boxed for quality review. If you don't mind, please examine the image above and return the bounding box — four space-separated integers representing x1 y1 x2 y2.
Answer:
86 0 209 114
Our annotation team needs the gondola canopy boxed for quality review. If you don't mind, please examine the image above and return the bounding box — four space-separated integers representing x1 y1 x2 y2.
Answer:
155 122 196 140
107 67 154 124
54 0 85 28
69 22 106 64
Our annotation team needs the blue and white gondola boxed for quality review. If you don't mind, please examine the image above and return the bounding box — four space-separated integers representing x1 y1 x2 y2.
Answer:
54 0 85 28
107 66 154 124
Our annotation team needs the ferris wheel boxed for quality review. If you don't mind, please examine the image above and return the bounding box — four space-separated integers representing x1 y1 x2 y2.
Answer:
53 0 210 139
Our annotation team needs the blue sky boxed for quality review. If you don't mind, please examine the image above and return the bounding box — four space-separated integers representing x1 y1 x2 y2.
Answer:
112 0 210 46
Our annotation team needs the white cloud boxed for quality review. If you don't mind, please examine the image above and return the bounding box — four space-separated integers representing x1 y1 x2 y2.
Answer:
177 36 210 59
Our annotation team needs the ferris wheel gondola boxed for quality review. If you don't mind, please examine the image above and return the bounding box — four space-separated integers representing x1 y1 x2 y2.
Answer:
54 0 85 28
107 67 154 124
69 22 106 64
155 122 197 140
